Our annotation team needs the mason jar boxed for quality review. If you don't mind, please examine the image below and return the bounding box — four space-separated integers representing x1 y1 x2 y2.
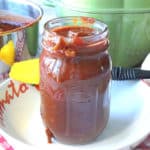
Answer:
40 16 112 144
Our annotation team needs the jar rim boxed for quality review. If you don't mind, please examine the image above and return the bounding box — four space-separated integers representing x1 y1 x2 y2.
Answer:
44 16 108 42
43 16 109 56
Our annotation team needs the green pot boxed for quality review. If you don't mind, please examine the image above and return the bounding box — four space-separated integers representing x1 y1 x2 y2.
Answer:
45 0 150 67
115 0 150 66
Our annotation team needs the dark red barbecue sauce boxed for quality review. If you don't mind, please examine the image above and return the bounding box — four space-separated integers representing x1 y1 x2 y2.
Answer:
40 17 111 144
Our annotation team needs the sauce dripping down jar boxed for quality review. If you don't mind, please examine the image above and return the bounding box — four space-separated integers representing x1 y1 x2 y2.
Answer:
40 16 112 144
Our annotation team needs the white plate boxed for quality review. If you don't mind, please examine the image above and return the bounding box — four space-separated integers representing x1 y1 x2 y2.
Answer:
0 79 150 150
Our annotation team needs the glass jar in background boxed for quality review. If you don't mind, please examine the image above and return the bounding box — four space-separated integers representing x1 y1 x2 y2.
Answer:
40 16 112 144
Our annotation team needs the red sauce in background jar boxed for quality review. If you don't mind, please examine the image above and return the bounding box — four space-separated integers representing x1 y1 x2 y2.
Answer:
40 17 111 144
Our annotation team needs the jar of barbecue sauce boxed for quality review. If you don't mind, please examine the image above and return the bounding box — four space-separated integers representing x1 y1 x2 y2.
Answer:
40 16 112 144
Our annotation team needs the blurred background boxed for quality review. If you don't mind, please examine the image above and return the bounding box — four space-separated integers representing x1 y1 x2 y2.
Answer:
34 0 150 67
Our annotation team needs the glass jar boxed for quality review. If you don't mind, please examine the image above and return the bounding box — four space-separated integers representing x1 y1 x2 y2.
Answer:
40 16 112 144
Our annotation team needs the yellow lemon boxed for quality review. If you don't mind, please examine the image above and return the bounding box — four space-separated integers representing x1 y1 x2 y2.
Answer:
9 58 40 85
0 40 15 66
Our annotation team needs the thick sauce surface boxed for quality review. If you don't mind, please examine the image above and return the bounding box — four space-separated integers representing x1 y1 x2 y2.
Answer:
40 25 111 144
0 21 21 32
0 10 34 33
